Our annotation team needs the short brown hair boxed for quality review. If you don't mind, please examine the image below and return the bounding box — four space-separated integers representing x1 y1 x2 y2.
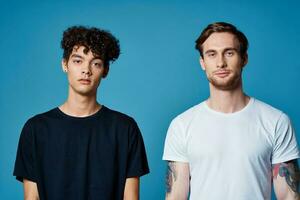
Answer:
195 22 248 59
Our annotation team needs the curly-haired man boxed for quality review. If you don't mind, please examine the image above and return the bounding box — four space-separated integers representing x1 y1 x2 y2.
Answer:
13 26 149 200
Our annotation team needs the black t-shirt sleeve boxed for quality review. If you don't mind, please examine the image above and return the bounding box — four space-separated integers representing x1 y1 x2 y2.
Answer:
13 119 37 182
126 121 149 178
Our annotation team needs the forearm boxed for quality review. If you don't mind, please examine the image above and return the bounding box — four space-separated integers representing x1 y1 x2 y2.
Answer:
23 179 39 200
276 191 299 200
165 161 190 200
123 177 139 200
273 160 300 200
274 181 299 200
166 185 189 200
24 196 39 200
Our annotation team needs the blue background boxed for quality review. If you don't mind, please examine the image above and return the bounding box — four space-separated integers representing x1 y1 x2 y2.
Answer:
1 0 299 199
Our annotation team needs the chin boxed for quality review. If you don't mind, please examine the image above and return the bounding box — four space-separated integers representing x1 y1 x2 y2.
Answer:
74 88 96 96
209 77 241 90
70 84 98 96
214 84 238 90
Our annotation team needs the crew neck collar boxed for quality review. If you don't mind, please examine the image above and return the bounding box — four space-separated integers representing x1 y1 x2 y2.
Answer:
56 105 106 120
203 97 255 117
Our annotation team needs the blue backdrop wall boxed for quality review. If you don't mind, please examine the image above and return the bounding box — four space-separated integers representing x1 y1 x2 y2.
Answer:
1 0 299 199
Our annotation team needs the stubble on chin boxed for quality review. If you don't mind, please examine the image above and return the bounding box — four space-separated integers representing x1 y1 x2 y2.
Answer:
207 72 242 91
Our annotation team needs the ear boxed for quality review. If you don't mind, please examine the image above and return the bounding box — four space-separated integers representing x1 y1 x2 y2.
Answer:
102 66 110 78
61 59 68 73
242 53 248 68
199 57 206 71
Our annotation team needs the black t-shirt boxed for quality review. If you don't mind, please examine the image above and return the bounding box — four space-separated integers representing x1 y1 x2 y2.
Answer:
13 106 149 200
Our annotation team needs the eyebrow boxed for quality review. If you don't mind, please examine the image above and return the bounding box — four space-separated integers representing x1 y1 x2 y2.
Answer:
92 56 102 61
70 54 84 59
223 47 238 52
204 47 238 55
70 54 103 61
204 49 216 55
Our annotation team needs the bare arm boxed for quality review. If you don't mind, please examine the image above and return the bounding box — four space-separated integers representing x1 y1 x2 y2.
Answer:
23 179 39 200
165 161 190 200
273 160 300 200
123 177 139 200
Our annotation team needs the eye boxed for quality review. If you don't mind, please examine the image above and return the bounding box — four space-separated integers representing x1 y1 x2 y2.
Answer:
91 61 103 68
207 52 216 57
225 51 234 57
72 59 82 64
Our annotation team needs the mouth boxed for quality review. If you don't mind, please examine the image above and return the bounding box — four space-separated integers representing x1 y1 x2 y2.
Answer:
214 70 230 78
78 79 91 85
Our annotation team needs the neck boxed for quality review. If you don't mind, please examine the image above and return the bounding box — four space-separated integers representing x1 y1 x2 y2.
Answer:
59 89 101 117
207 82 249 113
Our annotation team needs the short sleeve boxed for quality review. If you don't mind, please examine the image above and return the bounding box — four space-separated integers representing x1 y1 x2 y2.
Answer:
272 113 300 164
126 121 149 178
13 119 37 182
162 118 189 162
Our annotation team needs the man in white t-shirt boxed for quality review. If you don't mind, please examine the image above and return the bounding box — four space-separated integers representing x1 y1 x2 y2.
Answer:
162 22 300 200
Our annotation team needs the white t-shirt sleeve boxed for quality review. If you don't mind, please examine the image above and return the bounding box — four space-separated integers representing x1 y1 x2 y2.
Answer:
162 118 189 163
272 113 300 164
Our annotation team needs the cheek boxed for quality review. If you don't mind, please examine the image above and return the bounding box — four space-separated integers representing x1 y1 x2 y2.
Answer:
229 57 242 66
67 65 80 75
93 70 103 81
203 64 214 74
95 76 101 83
67 73 76 85
203 59 215 68
66 69 80 81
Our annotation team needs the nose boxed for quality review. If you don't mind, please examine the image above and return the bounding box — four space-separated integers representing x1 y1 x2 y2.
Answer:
81 63 92 76
216 55 227 68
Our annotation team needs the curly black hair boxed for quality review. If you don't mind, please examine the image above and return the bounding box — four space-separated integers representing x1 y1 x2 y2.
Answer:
61 26 120 67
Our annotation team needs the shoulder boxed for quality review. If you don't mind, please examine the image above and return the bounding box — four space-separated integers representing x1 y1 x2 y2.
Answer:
170 102 205 127
103 106 137 126
19 108 58 138
251 98 289 123
251 98 292 131
24 108 59 126
252 98 283 117
102 106 142 140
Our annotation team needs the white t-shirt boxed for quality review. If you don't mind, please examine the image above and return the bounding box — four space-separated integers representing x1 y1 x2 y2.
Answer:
163 98 299 200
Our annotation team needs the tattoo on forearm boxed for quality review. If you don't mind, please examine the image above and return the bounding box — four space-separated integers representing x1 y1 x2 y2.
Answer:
273 160 300 196
166 161 177 194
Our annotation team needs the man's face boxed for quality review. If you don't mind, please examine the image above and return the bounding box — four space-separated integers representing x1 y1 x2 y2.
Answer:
62 46 108 96
200 32 247 90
